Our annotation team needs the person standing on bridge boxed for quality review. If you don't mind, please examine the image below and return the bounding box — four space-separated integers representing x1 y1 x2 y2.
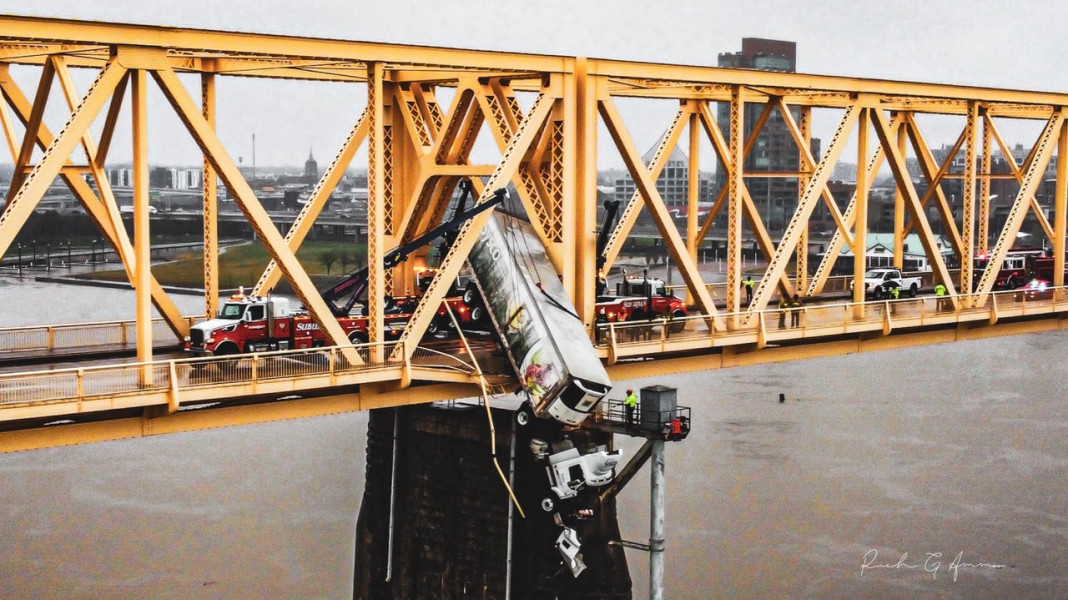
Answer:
624 388 638 428
742 275 755 306
790 293 803 328
778 293 789 329
934 282 947 310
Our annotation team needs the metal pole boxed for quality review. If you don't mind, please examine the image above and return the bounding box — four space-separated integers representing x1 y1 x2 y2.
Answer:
649 439 666 600
505 418 517 600
385 409 399 582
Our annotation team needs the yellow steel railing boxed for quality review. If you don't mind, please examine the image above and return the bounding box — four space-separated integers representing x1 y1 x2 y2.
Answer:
0 316 198 354
597 286 1068 353
0 341 475 413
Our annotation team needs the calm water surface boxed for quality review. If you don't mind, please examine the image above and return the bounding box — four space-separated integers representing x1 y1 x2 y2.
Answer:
1 276 1066 598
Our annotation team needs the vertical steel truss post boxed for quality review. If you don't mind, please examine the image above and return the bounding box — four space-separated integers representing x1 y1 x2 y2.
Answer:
686 109 700 307
726 87 744 321
1055 118 1068 291
979 111 992 255
132 69 153 382
202 70 219 319
853 107 869 315
367 62 387 352
570 58 597 321
796 106 811 291
960 102 979 302
893 115 906 269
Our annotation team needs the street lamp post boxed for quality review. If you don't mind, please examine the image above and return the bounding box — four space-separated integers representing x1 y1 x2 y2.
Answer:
16 242 22 274
66 239 72 269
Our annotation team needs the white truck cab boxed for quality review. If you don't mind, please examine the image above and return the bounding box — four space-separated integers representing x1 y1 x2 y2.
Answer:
541 445 622 511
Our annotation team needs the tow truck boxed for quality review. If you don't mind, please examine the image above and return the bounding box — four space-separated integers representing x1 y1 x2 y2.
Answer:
593 199 688 330
186 185 505 356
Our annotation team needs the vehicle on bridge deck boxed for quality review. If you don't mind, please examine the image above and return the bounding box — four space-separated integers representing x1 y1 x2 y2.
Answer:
852 268 921 299
595 273 688 332
1015 278 1054 301
184 289 407 356
471 211 612 427
974 248 1049 290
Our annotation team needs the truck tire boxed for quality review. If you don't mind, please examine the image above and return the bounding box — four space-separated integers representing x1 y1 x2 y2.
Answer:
668 309 686 333
873 286 885 301
463 282 479 306
1007 275 1018 289
515 403 534 426
427 319 440 336
469 305 485 323
213 342 241 369
348 331 368 345
908 283 918 298
541 497 555 512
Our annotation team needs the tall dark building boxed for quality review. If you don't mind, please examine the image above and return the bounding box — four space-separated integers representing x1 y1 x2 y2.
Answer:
304 148 318 184
715 38 820 231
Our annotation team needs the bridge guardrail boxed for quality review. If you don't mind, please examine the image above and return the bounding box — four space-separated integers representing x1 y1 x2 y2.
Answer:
0 316 198 354
596 285 1068 348
0 341 475 410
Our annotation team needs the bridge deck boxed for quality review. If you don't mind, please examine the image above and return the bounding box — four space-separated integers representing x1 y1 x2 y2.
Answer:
0 286 1064 442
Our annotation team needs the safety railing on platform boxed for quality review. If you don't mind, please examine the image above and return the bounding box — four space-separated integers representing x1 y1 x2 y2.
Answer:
0 316 197 354
596 285 1068 348
0 341 476 410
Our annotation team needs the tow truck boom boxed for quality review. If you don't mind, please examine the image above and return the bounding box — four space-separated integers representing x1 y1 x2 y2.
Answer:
319 182 506 316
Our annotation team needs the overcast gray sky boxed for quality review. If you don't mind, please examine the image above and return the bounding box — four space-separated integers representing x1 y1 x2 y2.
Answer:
3 0 1065 168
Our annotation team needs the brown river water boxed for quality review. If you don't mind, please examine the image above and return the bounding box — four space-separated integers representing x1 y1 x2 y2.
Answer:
1 276 1066 598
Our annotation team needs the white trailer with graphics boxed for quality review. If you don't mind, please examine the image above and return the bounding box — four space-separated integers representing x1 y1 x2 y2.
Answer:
467 211 612 426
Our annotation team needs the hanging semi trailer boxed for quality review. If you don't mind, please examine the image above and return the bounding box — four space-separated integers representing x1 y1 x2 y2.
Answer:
468 210 612 426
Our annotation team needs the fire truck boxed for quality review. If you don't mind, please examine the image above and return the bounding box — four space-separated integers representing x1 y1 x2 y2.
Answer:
973 248 1048 290
1027 252 1068 283
186 185 505 356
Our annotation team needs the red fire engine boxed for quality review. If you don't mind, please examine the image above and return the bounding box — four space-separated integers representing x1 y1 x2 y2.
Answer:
973 248 1048 289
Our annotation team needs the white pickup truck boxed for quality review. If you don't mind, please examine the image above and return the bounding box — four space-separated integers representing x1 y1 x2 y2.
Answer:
853 268 922 299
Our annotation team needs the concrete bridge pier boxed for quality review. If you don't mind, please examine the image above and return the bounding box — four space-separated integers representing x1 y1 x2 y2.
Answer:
354 404 632 599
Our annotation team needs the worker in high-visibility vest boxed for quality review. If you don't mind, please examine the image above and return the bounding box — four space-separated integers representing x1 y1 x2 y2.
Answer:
934 282 947 310
742 275 755 305
624 388 638 428
778 294 789 329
